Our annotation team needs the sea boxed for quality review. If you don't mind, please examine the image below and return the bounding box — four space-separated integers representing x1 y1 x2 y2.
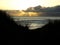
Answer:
12 16 60 30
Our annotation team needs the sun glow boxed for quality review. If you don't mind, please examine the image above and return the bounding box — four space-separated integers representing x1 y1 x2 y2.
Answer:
7 10 39 16
0 0 60 10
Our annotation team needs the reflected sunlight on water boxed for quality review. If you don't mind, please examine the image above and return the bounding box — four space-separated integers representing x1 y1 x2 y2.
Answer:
28 23 46 30
15 20 48 30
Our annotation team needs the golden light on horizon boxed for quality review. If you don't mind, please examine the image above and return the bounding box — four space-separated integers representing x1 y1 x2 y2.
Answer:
0 0 60 10
7 10 39 16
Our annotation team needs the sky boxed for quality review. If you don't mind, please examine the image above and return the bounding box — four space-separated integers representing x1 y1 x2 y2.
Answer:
0 0 60 10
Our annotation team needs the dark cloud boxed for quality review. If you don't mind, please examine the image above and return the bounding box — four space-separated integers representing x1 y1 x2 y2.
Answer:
25 5 60 17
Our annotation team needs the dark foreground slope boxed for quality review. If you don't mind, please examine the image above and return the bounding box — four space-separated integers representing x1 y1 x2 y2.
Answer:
0 10 60 44
0 10 28 44
0 10 27 32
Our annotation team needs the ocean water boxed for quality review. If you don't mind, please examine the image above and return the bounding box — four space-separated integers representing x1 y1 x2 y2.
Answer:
12 16 60 30
15 20 48 30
